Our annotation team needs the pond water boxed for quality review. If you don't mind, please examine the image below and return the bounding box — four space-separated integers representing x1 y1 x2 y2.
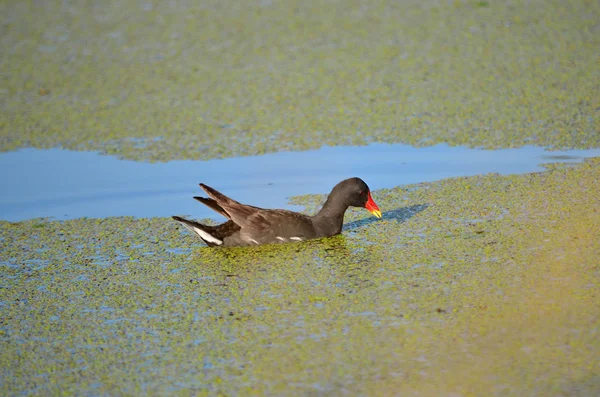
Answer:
1 144 598 222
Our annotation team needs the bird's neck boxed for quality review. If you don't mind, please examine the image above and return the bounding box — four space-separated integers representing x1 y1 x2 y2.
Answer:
313 197 349 236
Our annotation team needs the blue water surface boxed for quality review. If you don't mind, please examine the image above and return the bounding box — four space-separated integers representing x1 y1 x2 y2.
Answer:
0 144 598 221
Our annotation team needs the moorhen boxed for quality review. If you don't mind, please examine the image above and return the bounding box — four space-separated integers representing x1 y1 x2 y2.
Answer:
172 177 382 247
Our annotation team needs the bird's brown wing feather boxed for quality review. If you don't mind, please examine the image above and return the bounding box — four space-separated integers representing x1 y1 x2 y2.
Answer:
208 220 241 241
199 183 267 227
193 197 230 219
199 183 316 244
239 209 316 243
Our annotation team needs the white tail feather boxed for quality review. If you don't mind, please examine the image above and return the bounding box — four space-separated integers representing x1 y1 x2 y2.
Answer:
178 221 222 245
193 227 223 245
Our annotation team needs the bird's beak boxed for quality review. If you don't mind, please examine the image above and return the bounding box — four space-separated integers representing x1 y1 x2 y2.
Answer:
365 192 382 219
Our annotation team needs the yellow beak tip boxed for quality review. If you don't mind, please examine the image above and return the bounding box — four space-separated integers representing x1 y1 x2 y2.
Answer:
371 210 382 219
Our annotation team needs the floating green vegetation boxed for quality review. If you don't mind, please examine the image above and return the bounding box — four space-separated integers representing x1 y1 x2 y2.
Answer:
2 0 599 162
1 158 599 395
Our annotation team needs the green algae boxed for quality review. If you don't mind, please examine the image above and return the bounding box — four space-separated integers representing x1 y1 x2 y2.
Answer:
2 0 599 162
1 158 599 395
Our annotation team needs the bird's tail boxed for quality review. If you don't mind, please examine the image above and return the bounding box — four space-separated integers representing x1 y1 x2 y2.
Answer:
171 216 223 246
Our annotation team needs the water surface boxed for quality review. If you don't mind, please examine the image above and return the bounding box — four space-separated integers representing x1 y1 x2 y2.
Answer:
0 144 598 221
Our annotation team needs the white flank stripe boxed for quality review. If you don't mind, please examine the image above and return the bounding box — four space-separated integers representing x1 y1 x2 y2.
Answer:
193 227 222 245
250 238 259 245
276 236 286 241
290 237 303 241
